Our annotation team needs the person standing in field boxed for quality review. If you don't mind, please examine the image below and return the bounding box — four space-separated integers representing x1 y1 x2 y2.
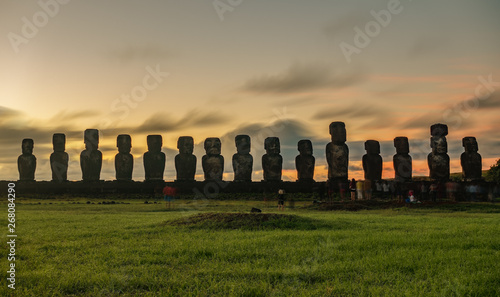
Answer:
356 180 364 200
278 189 286 211
395 182 403 203
382 181 389 199
349 178 356 201
364 179 372 200
163 185 177 209
339 181 347 202
429 183 438 202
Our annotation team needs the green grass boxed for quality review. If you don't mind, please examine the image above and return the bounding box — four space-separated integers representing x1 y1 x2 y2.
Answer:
1 199 499 296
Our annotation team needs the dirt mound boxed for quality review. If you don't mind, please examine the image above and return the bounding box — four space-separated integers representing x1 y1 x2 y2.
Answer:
165 212 319 230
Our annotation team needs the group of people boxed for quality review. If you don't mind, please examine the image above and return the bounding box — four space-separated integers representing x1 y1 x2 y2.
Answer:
335 179 498 203
347 179 379 201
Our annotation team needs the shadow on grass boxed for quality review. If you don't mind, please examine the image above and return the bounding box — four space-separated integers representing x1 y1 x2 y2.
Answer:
162 212 349 230
313 200 500 213
402 202 500 213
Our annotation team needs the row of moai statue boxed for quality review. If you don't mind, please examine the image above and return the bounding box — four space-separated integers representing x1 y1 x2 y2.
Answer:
17 123 483 183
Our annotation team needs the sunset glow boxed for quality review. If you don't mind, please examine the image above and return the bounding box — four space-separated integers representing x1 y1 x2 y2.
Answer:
1 0 499 182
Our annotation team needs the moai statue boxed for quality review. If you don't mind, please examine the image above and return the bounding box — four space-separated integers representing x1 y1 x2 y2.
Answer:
325 122 349 182
295 139 315 182
115 134 133 181
18 138 36 181
202 138 224 181
232 135 253 182
143 135 165 181
427 124 450 181
393 136 412 182
175 136 197 181
461 137 482 181
362 140 383 181
80 129 102 181
262 137 283 181
50 133 68 182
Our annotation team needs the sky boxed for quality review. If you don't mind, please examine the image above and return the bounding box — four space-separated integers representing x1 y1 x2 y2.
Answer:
1 0 499 182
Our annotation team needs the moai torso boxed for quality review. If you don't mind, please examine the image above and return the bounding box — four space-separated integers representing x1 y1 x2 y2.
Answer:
262 137 282 181
232 135 253 182
18 138 36 181
175 136 197 181
362 140 383 181
393 136 412 182
115 134 133 181
143 135 165 181
202 138 224 181
428 124 450 181
295 139 315 181
461 137 482 181
326 122 349 181
80 129 103 181
50 133 68 182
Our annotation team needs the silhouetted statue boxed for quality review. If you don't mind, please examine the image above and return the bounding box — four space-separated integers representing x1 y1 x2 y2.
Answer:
80 129 102 181
232 135 253 182
326 122 349 181
262 137 282 181
430 123 448 138
50 133 68 182
115 134 133 181
18 138 36 181
362 140 382 181
295 139 315 181
461 137 482 181
427 124 450 181
393 136 412 182
175 136 197 181
202 138 224 181
143 135 165 181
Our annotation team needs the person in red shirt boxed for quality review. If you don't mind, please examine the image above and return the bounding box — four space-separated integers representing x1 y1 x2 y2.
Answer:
162 185 177 209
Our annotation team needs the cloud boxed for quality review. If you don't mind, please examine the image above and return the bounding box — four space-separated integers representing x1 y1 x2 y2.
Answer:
49 110 100 122
0 106 21 119
398 92 500 132
133 109 232 133
312 103 386 121
467 91 500 109
322 12 370 41
108 45 174 64
408 35 447 58
242 62 365 94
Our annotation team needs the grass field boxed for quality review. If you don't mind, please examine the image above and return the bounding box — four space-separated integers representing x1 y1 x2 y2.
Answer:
2 198 500 296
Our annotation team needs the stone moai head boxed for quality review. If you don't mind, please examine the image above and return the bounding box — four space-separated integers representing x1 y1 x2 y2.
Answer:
147 135 162 153
430 123 448 138
22 138 34 154
84 129 99 151
265 137 280 155
204 138 221 155
463 137 478 152
329 121 346 143
365 140 380 155
177 136 194 154
117 134 132 154
298 139 313 156
235 135 251 154
394 137 409 154
52 133 65 152
431 136 447 154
